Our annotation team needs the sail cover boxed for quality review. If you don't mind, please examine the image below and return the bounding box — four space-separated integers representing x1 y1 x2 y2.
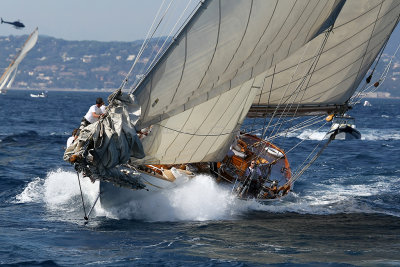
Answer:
248 0 400 117
129 0 347 164
0 27 38 90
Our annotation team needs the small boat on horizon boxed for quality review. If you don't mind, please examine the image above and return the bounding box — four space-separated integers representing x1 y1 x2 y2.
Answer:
30 92 47 98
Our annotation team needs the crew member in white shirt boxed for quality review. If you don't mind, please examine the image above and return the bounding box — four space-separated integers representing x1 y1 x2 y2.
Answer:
80 97 105 129
66 128 79 147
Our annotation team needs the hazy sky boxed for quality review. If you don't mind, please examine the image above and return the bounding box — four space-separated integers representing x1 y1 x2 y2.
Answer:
1 0 200 41
1 0 399 48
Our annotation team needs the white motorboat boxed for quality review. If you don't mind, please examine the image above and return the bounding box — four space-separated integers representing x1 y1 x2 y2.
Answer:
30 92 47 98
328 115 361 140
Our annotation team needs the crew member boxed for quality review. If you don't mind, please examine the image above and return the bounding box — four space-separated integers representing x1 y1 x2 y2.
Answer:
80 97 105 129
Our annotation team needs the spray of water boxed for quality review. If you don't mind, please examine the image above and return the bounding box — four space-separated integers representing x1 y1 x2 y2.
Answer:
15 168 400 221
286 128 400 141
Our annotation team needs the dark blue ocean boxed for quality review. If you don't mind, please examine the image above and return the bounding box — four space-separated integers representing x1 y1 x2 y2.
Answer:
0 90 399 266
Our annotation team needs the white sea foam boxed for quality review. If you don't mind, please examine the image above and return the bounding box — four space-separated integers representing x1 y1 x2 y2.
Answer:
103 175 246 221
361 128 400 140
15 169 102 218
286 128 400 141
249 176 400 216
15 169 400 221
285 129 328 141
15 169 247 222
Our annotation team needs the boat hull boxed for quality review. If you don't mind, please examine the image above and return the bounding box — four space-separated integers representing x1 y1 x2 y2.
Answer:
99 133 292 209
328 125 361 140
99 168 188 209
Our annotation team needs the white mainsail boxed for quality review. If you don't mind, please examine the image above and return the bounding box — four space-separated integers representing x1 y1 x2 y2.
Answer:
65 0 400 180
131 0 347 164
248 0 400 117
0 27 38 92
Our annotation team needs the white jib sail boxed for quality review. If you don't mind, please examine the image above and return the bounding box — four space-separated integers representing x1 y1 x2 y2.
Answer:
131 0 346 165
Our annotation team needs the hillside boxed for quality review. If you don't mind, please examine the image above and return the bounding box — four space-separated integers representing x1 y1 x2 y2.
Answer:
1 34 399 96
0 34 167 90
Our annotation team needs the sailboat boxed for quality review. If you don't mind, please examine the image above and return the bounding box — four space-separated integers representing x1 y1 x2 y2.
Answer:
0 27 38 94
64 0 400 215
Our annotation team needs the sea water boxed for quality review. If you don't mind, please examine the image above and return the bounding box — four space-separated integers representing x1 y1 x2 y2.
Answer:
0 90 399 266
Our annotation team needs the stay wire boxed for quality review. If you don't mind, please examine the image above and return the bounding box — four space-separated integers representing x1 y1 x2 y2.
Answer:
267 29 331 142
124 0 173 93
349 10 400 105
76 171 88 221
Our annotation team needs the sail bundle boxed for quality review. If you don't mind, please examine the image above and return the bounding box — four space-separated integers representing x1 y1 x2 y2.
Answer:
64 91 145 179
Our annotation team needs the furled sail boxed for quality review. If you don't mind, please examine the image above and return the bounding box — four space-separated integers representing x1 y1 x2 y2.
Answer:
0 27 38 91
131 0 346 164
248 0 400 117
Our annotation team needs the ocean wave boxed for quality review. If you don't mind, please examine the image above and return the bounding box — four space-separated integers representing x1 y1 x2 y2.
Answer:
0 130 39 143
14 169 241 222
360 129 400 140
284 128 400 141
14 168 99 206
284 129 328 141
248 176 400 217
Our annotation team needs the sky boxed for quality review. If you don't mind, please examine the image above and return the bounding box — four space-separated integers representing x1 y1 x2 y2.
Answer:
1 0 399 48
0 0 200 42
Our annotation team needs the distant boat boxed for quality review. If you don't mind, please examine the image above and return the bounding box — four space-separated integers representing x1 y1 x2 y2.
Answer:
30 92 47 98
328 115 361 140
0 27 38 95
363 100 372 107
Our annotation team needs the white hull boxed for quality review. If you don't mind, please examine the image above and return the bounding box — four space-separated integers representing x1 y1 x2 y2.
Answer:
328 116 361 140
332 130 361 140
30 93 46 98
99 169 190 209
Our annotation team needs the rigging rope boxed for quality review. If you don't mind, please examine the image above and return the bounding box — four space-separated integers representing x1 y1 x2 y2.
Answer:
120 0 171 92
143 0 194 79
349 12 400 105
76 171 88 221
350 42 400 106
266 28 332 142
289 129 336 184
129 0 202 94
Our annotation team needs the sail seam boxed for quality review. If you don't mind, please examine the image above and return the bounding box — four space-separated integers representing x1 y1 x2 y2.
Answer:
169 32 188 106
194 0 222 96
279 36 389 104
222 0 253 74
199 81 257 162
188 83 251 162
238 0 278 74
258 13 398 99
254 1 298 68
303 0 330 41
266 30 329 142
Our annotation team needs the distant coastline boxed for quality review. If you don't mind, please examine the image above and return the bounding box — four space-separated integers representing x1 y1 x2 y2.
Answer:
360 92 400 99
7 87 400 99
8 87 116 93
